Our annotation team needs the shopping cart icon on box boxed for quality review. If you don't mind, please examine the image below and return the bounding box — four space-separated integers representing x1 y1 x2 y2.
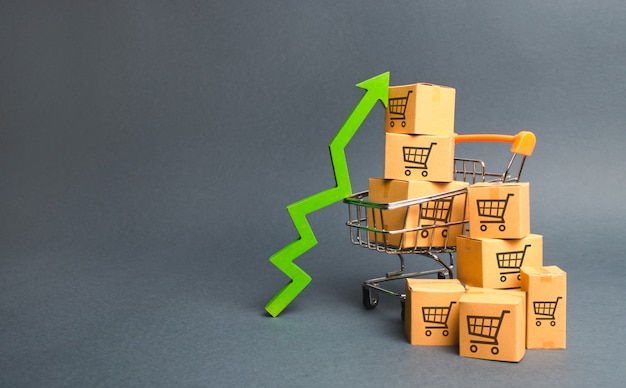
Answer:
476 193 514 231
419 197 454 240
422 301 456 337
467 310 510 355
388 90 412 128
496 244 531 282
533 296 562 326
403 142 437 177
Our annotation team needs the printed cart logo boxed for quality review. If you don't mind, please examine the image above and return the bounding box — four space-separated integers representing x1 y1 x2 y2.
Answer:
533 296 562 326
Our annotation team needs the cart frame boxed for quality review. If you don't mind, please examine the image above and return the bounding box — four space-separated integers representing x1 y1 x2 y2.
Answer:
344 131 536 313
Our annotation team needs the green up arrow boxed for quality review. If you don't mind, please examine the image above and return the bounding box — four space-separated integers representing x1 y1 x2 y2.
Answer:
265 72 389 317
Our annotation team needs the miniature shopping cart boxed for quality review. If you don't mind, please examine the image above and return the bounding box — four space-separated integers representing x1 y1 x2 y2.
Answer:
497 244 532 282
476 193 514 232
467 310 510 355
422 301 457 337
533 296 562 326
403 142 437 177
388 90 413 128
344 131 536 314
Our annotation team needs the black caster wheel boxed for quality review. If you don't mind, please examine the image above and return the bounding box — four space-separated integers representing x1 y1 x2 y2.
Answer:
362 285 379 310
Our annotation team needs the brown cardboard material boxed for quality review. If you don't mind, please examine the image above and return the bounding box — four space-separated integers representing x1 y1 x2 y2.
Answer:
467 182 530 239
385 83 456 136
384 133 455 182
368 178 468 248
405 279 465 346
520 266 567 349
457 234 543 289
459 292 526 362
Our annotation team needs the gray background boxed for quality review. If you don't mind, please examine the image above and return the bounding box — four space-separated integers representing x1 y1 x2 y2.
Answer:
1 1 625 386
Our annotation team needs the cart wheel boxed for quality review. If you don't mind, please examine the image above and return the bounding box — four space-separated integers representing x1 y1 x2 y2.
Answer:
536 321 541 326
550 321 556 326
480 225 487 231
438 270 448 279
517 274 521 280
425 330 432 337
500 275 507 282
390 121 395 127
420 230 429 238
405 169 411 176
362 285 379 310
491 346 499 355
421 170 428 177
400 300 406 322
401 121 406 127
441 229 448 238
470 344 478 353
443 330 449 337
499 224 506 231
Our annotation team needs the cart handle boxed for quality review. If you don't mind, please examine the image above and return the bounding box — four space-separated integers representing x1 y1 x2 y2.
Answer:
455 131 536 156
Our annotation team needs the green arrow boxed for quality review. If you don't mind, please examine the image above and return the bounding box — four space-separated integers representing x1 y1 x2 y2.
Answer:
265 72 389 317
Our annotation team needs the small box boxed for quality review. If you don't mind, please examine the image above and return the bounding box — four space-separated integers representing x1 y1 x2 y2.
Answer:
384 133 455 182
459 292 526 362
368 178 468 248
467 182 530 239
405 279 466 346
521 266 567 349
385 83 456 136
457 234 543 289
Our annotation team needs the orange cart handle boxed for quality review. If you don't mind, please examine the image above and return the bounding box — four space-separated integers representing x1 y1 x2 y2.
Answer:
454 131 536 156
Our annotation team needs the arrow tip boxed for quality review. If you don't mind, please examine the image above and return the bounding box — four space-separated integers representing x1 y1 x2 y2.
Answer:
356 72 390 108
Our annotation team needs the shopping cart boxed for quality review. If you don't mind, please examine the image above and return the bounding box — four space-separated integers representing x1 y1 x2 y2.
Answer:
403 142 437 177
533 296 562 326
467 310 510 355
497 244 532 282
388 90 413 128
344 131 536 313
422 301 457 336
476 193 514 232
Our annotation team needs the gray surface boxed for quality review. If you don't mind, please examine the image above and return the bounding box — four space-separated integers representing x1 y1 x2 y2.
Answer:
1 1 625 386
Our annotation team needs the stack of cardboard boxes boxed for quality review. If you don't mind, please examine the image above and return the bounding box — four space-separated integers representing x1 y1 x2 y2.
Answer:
384 83 568 362
368 83 468 249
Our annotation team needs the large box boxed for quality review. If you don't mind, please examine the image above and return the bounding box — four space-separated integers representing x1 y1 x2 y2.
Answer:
467 182 530 239
520 266 567 349
384 133 455 182
459 292 526 362
368 178 469 248
405 279 466 346
457 234 543 289
385 83 456 136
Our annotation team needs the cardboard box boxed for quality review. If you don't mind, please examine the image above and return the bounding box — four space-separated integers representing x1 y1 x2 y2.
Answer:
467 182 530 239
368 178 468 248
520 266 567 349
457 234 543 289
385 83 456 136
464 287 527 313
384 133 455 182
405 279 466 346
459 292 526 362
